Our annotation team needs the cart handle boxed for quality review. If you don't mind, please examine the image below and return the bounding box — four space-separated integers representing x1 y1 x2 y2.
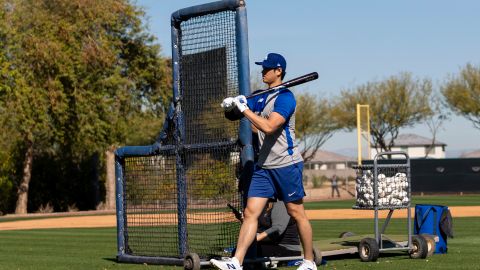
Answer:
373 151 410 167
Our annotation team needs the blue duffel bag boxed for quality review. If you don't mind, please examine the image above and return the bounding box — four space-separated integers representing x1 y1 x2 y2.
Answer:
414 204 454 254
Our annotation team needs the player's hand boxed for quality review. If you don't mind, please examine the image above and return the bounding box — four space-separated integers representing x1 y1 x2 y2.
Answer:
221 97 235 111
234 95 248 113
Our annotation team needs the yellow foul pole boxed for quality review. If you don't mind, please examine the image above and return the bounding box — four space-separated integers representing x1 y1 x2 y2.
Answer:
357 104 371 165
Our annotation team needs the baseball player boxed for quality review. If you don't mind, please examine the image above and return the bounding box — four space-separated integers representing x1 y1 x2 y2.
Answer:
211 53 317 270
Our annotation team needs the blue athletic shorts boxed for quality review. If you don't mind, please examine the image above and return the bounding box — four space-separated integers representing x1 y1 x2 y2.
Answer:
247 162 305 203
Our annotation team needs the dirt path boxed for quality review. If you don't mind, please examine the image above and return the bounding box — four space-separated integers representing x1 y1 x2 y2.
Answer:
305 206 480 219
1 206 479 231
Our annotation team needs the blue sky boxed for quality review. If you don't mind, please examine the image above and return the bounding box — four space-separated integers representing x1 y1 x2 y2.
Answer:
136 0 479 155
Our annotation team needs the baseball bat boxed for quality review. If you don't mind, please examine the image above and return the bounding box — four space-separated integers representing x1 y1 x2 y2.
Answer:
247 72 318 99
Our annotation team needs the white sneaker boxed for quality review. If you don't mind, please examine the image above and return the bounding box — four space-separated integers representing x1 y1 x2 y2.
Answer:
210 257 243 270
296 259 317 270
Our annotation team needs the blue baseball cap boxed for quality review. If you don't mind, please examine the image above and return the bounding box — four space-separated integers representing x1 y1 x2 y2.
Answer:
255 53 286 71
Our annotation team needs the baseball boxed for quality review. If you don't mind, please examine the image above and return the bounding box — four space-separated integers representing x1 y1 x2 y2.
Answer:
356 169 410 208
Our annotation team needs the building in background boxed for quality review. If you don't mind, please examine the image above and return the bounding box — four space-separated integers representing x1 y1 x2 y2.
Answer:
304 150 356 180
371 133 447 159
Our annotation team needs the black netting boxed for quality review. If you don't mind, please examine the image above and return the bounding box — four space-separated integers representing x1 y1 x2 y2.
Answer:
177 10 242 258
120 8 243 261
124 154 179 257
180 11 239 145
184 145 241 257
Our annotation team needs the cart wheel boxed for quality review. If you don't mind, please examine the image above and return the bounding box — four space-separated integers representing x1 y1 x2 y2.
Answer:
184 253 201 270
313 247 322 266
358 238 379 262
420 234 436 257
409 235 428 259
339 231 356 238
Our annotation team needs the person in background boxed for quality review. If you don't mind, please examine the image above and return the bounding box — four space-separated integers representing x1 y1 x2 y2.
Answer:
331 174 340 198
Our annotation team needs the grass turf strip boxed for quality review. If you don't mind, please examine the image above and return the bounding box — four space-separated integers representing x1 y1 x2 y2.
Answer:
303 194 480 210
0 217 479 270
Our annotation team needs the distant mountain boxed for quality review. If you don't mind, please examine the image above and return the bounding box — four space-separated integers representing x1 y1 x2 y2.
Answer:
446 149 475 158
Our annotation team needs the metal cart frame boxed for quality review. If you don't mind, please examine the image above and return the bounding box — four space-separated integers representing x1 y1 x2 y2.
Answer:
352 151 424 260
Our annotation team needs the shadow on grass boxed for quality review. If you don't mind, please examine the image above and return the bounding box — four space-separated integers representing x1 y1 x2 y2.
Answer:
324 251 408 262
102 257 117 263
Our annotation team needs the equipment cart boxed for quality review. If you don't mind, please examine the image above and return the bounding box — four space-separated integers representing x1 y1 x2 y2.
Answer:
350 151 429 261
302 151 435 264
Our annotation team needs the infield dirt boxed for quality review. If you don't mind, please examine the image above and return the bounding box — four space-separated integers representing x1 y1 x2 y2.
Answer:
1 206 479 231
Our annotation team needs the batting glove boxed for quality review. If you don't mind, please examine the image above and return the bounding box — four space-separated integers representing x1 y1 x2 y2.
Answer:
221 97 235 111
234 95 248 113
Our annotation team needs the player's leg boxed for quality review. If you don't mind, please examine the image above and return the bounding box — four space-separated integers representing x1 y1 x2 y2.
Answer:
270 163 317 269
234 197 269 262
285 200 314 259
285 201 317 270
210 197 268 270
211 166 274 270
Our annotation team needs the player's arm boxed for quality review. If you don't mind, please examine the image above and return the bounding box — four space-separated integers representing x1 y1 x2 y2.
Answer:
251 123 258 134
222 95 257 123
234 95 286 135
256 231 269 241
257 202 290 242
243 110 285 135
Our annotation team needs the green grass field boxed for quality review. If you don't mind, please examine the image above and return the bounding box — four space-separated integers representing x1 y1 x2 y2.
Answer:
0 217 479 269
0 194 479 270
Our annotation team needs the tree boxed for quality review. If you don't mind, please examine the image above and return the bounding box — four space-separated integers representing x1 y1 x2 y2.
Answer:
332 73 432 152
0 1 21 213
1 0 171 213
1 1 51 214
423 93 449 158
296 93 338 162
442 63 480 130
